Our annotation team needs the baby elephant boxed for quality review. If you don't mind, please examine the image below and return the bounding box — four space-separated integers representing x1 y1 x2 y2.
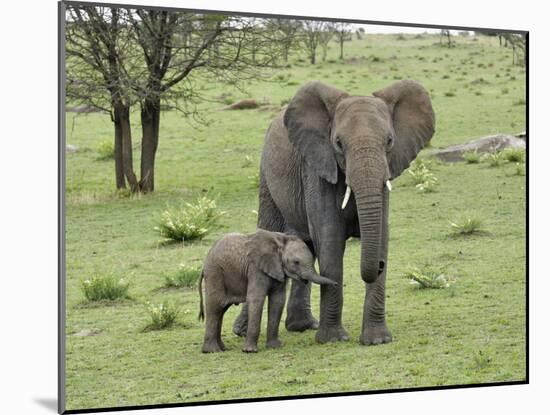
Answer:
198 229 336 353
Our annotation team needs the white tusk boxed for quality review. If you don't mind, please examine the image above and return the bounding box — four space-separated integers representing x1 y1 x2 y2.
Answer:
341 185 352 210
386 180 392 191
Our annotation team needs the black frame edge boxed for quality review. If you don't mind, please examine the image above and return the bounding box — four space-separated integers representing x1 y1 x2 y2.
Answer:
58 1 67 414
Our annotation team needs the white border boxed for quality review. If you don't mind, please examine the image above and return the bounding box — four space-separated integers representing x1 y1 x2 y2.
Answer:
2 1 545 414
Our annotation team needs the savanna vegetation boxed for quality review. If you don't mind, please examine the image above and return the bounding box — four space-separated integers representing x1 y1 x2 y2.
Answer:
64 23 526 411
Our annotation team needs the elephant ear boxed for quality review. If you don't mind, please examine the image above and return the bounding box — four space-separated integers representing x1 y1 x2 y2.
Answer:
246 229 287 282
284 81 349 184
373 80 435 179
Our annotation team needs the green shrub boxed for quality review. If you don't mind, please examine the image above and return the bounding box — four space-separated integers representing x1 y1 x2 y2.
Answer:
154 196 224 243
96 139 114 160
449 215 484 236
502 148 525 163
463 150 481 164
482 151 505 167
408 159 438 192
404 265 455 289
164 264 202 288
444 91 456 97
145 302 181 330
81 274 130 301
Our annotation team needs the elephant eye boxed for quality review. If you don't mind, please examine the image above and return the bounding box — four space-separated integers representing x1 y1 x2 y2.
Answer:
334 136 343 153
387 134 394 149
293 260 300 265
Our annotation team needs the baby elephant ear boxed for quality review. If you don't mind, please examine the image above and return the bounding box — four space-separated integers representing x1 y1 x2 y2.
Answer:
373 80 435 179
246 230 286 282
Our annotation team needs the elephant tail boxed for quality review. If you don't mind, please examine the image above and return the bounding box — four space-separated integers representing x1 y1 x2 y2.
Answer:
198 270 205 322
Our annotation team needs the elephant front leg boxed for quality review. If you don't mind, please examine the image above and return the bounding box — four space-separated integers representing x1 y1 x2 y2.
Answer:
243 295 266 353
266 283 286 348
285 279 319 332
360 191 392 345
315 240 349 343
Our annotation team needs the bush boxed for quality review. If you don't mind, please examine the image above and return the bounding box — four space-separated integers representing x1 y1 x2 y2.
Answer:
154 196 224 243
96 139 114 160
404 265 455 289
482 151 505 167
449 215 484 236
145 302 181 330
164 264 202 288
463 150 481 164
502 148 525 163
81 274 130 301
408 159 438 192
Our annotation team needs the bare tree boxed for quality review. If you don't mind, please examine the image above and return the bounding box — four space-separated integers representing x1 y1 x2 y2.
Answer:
301 20 329 64
502 33 526 66
318 23 335 62
440 29 452 48
66 6 284 192
265 18 302 63
66 6 139 191
334 23 352 60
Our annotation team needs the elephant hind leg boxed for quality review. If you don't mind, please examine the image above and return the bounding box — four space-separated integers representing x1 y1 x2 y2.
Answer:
202 302 226 353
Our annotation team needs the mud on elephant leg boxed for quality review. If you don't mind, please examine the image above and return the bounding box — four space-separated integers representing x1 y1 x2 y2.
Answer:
285 279 319 332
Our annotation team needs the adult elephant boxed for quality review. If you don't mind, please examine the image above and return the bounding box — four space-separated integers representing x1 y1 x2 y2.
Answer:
234 80 435 345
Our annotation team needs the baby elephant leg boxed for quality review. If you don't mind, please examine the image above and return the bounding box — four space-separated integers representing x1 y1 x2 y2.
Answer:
202 302 226 353
266 283 286 348
242 295 266 353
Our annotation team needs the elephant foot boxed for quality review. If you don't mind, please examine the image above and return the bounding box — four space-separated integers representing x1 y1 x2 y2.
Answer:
232 314 248 337
360 324 392 346
315 325 349 343
285 314 319 332
202 342 224 353
242 344 259 353
266 338 283 349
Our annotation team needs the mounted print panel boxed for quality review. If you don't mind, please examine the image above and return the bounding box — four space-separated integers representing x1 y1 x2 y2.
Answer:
59 1 527 412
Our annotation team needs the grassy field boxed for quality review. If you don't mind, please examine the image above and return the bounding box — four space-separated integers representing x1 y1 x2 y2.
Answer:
64 33 526 410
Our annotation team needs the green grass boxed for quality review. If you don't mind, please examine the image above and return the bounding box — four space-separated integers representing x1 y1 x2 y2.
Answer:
64 33 526 410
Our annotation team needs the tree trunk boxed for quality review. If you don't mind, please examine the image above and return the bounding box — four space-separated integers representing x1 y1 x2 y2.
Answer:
115 104 139 192
139 98 161 193
339 38 344 60
113 111 126 189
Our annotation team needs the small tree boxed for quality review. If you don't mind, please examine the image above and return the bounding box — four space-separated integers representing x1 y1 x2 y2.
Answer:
301 20 329 64
502 33 526 66
318 23 335 62
66 6 140 191
334 23 352 60
440 29 452 48
266 18 302 63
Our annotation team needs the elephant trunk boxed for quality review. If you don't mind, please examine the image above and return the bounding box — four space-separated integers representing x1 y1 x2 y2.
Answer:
348 152 386 284
301 270 338 286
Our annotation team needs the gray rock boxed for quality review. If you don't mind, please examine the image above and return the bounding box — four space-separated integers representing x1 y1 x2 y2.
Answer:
66 144 78 153
73 328 101 337
430 134 525 162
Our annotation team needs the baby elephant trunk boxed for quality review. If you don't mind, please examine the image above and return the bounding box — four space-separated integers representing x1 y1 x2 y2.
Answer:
301 270 337 286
